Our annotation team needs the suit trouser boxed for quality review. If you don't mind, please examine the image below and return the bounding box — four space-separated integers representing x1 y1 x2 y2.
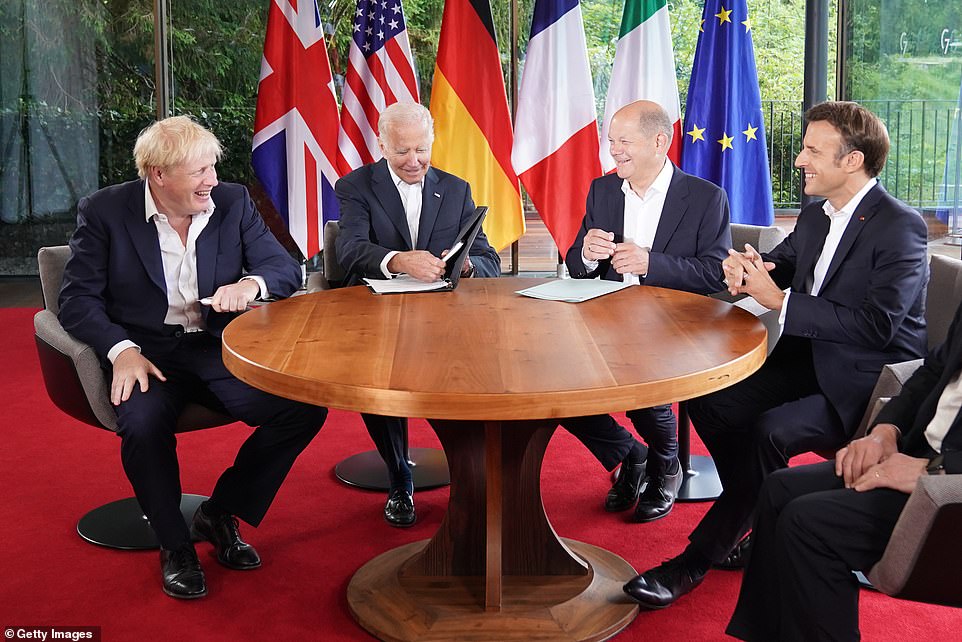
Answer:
726 462 907 642
561 407 676 473
686 339 850 563
113 333 327 550
360 414 411 489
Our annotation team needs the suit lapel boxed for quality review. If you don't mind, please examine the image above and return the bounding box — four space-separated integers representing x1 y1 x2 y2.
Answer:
819 184 882 292
417 168 442 250
651 167 688 254
793 205 830 292
372 159 413 249
606 180 626 242
195 201 220 299
123 182 167 296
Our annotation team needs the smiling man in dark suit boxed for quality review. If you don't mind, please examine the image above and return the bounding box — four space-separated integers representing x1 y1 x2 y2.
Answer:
335 101 500 527
562 100 731 523
624 101 929 610
59 116 328 599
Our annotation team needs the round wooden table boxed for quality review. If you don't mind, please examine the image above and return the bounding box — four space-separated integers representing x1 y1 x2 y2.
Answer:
222 278 767 641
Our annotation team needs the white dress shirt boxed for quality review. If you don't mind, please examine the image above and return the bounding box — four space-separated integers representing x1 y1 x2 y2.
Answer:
582 160 673 285
778 178 878 325
924 369 962 453
106 183 266 363
380 164 425 277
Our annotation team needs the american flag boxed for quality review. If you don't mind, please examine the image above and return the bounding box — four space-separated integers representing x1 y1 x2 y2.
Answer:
336 0 419 174
252 0 341 260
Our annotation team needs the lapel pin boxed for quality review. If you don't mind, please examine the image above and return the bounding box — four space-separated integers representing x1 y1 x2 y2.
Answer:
859 216 865 221
434 192 441 198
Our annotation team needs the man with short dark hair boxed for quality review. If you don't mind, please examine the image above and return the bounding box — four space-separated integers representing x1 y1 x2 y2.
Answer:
624 101 929 609
59 116 328 599
335 101 500 527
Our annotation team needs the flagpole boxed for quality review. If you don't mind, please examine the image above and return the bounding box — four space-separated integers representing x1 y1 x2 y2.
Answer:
510 0 521 276
801 0 829 208
152 0 172 119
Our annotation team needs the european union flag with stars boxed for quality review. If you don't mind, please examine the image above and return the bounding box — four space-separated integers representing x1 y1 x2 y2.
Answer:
681 0 774 225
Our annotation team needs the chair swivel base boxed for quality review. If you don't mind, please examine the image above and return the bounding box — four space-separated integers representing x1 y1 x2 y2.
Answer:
77 494 208 550
335 448 450 491
676 454 723 502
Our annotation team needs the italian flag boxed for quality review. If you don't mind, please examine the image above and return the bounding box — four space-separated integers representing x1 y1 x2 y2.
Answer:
600 0 682 171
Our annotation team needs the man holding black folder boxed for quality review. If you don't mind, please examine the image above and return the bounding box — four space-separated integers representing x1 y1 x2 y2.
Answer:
562 100 731 524
335 101 500 526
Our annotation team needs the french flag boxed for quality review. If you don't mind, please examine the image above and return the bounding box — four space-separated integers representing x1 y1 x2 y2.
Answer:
252 0 341 261
511 0 601 256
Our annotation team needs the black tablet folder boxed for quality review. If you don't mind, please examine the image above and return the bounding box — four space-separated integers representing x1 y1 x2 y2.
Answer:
362 206 488 294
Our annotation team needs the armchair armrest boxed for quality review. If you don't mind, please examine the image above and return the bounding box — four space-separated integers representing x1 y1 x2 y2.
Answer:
852 359 924 440
34 309 117 431
867 474 962 606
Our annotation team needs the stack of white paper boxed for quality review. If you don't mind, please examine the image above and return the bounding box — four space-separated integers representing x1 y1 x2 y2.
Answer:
515 279 633 303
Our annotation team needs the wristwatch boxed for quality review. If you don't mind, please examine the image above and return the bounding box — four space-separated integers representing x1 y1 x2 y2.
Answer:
926 454 945 475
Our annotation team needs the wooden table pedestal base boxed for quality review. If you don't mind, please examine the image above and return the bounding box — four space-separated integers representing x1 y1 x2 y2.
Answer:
347 538 640 641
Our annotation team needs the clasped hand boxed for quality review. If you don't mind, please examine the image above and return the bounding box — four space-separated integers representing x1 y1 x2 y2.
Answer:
723 244 783 309
583 229 649 276
835 424 926 494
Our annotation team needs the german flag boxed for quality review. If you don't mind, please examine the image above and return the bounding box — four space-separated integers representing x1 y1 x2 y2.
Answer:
429 0 524 252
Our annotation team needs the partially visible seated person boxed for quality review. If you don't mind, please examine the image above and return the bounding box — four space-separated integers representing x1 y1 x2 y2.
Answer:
58 116 328 599
727 298 962 641
334 101 500 527
623 101 929 610
561 99 730 523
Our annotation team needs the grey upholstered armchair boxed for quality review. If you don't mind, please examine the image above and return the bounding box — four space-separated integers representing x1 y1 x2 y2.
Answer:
33 245 232 549
852 253 962 607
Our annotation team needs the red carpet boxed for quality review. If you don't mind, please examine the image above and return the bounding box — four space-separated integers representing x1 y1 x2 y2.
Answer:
2 307 959 640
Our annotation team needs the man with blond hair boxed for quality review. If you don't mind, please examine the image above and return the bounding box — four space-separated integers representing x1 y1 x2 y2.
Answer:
335 101 500 527
60 115 327 599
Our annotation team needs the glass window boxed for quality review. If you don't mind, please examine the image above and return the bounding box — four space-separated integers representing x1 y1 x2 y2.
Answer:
843 0 962 237
0 0 153 275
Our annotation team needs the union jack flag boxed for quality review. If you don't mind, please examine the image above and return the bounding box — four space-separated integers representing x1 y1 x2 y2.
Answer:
252 0 340 260
336 0 419 174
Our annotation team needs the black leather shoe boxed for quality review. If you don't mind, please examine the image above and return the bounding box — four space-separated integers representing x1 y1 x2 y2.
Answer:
633 461 683 523
160 544 207 599
623 555 707 609
384 489 416 527
605 460 647 512
714 533 752 570
190 506 261 570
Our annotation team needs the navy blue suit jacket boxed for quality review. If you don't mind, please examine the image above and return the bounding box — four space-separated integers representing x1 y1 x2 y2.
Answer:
767 183 928 431
564 167 730 295
334 159 500 286
876 300 962 473
59 179 301 361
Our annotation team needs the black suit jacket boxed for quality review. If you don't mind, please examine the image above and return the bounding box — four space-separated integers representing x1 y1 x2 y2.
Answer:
334 159 500 286
59 180 301 361
875 301 962 473
564 167 730 295
766 183 928 431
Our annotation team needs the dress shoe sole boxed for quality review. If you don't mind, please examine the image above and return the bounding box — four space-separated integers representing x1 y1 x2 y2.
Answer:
163 586 208 600
190 526 262 571
214 555 261 571
385 515 416 528
632 504 674 523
